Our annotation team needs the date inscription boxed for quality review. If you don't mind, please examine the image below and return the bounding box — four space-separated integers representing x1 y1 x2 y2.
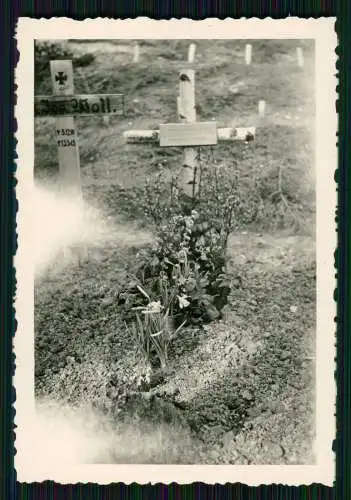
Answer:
56 128 77 148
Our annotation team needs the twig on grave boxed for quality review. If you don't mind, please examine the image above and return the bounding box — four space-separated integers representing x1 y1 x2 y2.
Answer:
270 165 303 227
191 165 198 203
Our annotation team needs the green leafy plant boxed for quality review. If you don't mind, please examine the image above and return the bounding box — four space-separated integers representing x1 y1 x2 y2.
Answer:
119 209 229 327
141 173 183 226
118 157 258 365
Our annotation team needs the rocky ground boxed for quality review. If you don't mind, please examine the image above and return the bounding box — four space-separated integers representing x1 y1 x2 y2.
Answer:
35 228 315 464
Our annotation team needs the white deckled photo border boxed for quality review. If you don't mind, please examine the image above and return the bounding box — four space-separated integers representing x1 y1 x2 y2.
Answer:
14 17 337 485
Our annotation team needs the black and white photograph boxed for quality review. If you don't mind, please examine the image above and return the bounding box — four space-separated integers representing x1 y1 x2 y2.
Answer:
14 18 336 484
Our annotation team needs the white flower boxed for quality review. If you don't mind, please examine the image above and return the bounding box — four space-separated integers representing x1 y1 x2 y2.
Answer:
142 301 163 314
178 295 190 309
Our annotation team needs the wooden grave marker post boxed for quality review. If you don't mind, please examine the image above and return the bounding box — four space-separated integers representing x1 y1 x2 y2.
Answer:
49 60 81 200
35 59 124 265
124 69 256 196
177 69 197 195
35 59 124 199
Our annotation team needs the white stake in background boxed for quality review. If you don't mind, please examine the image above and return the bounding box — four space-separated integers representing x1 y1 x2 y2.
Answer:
188 43 196 63
133 42 140 63
245 44 252 65
258 99 266 117
296 47 304 68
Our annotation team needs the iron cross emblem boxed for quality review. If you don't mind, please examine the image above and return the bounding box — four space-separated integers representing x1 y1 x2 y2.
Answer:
55 72 67 86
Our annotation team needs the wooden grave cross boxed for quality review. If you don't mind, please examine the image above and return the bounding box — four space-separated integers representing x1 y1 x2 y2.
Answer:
124 69 256 196
34 59 125 199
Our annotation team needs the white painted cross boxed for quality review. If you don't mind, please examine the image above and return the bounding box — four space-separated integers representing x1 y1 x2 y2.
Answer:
124 69 255 196
34 59 124 199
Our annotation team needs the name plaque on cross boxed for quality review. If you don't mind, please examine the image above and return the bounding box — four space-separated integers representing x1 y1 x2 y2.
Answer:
34 94 124 117
160 122 218 147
